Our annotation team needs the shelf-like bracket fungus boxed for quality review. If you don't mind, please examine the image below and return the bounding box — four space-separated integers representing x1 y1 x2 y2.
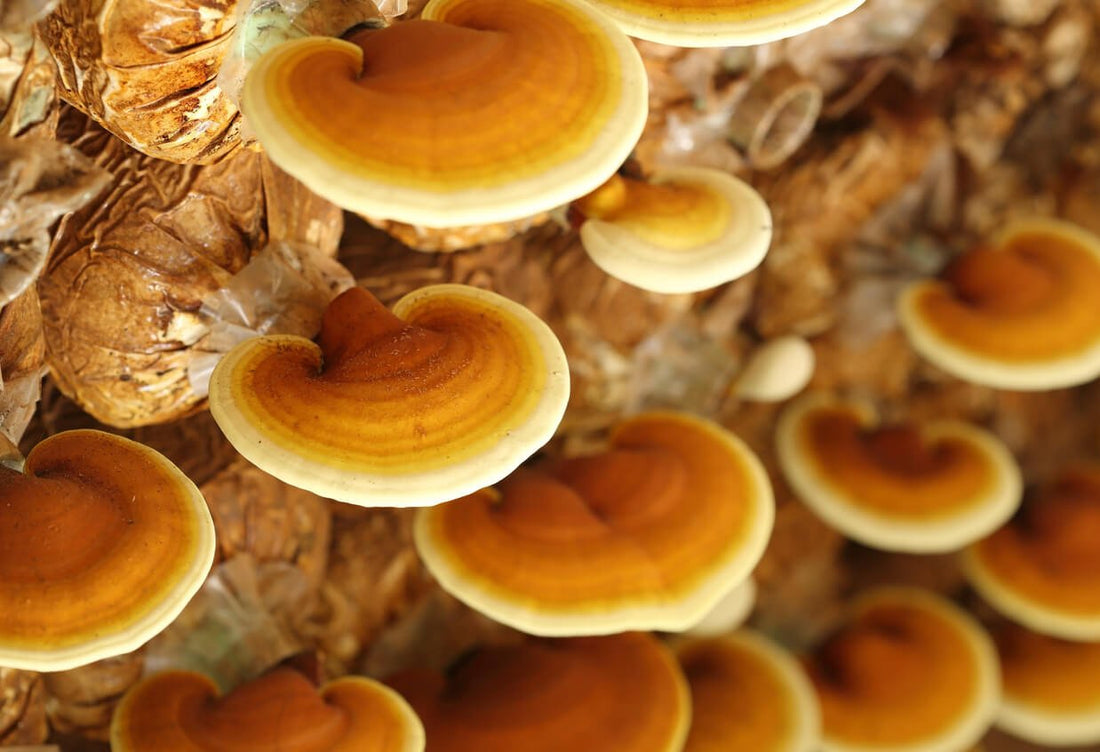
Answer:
0 431 215 671
209 284 569 507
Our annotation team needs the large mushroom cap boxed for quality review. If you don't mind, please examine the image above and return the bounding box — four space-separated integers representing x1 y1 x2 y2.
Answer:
898 219 1100 390
806 588 1000 752
678 630 821 752
965 467 1100 640
387 632 689 752
111 667 424 751
0 430 215 671
209 284 569 507
415 411 774 635
776 394 1021 553
585 0 865 46
574 167 772 294
242 0 648 227
994 620 1100 747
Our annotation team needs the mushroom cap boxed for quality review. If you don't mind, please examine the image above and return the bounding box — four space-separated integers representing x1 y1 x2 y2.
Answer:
387 632 689 752
575 167 772 294
734 335 815 403
242 0 648 227
209 284 569 507
415 411 773 635
0 430 215 671
585 0 865 46
111 667 424 751
678 630 821 752
897 219 1100 390
682 576 757 638
964 467 1100 640
776 393 1021 553
994 620 1100 747
806 588 1000 752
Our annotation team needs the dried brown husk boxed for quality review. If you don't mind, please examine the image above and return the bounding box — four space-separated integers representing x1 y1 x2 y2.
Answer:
38 109 341 428
42 653 143 741
0 287 45 443
0 667 48 746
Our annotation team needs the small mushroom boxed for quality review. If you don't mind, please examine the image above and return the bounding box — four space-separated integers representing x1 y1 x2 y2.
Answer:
964 467 1100 640
0 430 215 671
994 620 1100 747
805 588 1000 752
387 632 689 752
678 630 821 752
585 0 865 46
572 167 772 294
415 412 773 635
242 0 648 227
732 336 815 403
776 394 1022 553
209 284 569 507
898 219 1100 390
111 667 424 751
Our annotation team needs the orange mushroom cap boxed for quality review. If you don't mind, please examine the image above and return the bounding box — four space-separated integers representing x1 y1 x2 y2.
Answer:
776 394 1021 553
415 411 774 635
242 0 648 227
965 467 1100 640
209 284 569 507
678 630 821 752
0 430 215 671
806 588 1000 752
387 632 689 752
111 667 424 751
585 0 865 46
994 620 1100 746
573 167 772 294
898 219 1100 390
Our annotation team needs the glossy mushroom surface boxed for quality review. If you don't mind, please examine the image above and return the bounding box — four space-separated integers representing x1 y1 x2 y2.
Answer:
994 620 1100 746
387 632 689 752
806 588 1000 752
242 0 648 227
573 167 772 294
776 394 1021 553
585 0 865 46
678 630 821 752
898 219 1100 390
415 412 773 635
209 284 569 507
965 467 1100 640
0 430 215 671
111 667 424 751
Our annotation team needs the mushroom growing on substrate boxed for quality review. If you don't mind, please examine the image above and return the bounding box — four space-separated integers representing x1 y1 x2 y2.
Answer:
242 0 648 227
677 630 821 752
805 588 1000 752
965 466 1100 640
415 411 773 635
386 632 689 752
111 666 424 751
570 166 773 294
0 431 215 671
898 218 1100 390
776 393 1022 553
209 284 569 507
993 619 1100 747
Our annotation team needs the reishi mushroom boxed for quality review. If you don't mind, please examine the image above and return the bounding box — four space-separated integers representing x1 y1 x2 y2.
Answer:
242 0 648 227
209 284 569 507
993 619 1100 747
678 630 821 752
584 0 866 47
964 466 1100 640
386 632 689 752
0 430 215 671
415 411 773 635
111 667 424 751
898 218 1100 390
683 577 757 638
805 588 1000 752
776 393 1021 553
571 167 772 294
